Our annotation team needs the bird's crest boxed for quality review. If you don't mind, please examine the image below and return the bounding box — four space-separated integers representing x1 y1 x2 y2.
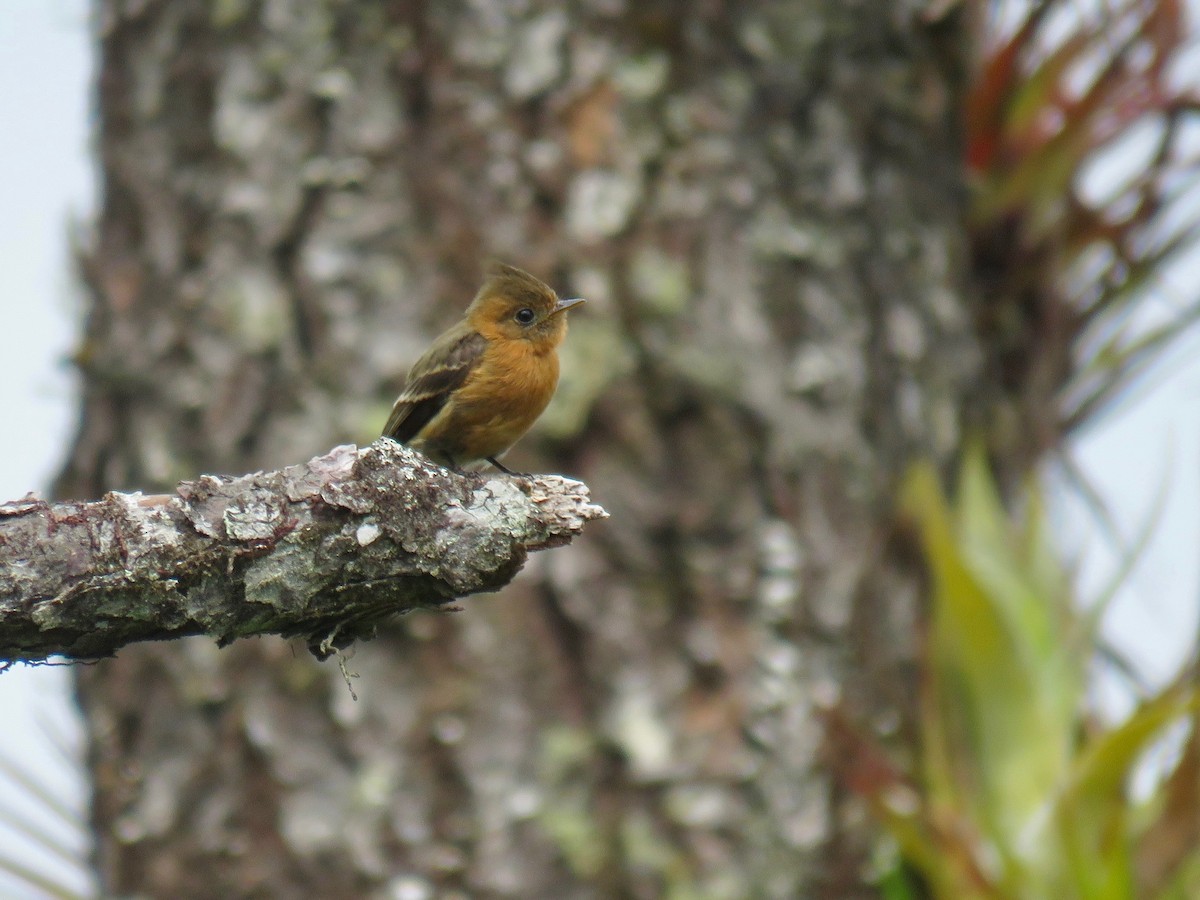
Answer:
477 262 557 308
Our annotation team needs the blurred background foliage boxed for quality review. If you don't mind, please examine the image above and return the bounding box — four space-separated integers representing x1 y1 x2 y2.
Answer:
830 449 1200 899
969 0 1200 470
833 1 1200 897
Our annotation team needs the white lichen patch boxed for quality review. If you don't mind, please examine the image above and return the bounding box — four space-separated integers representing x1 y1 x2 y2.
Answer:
224 496 284 541
504 11 568 98
355 522 382 546
613 52 670 99
665 783 736 828
106 492 184 559
386 875 433 900
606 677 674 780
567 169 641 241
630 246 690 316
211 267 290 352
886 303 926 361
281 788 346 855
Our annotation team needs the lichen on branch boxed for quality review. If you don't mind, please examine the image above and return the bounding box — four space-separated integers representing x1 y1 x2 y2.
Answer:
0 441 606 665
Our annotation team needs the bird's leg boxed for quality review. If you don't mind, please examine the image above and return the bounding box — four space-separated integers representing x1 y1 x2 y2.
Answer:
486 456 524 476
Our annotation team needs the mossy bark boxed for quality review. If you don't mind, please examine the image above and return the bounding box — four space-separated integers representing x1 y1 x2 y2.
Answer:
2 442 603 663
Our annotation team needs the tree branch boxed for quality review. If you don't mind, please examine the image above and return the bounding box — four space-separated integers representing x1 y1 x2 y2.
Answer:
0 440 606 665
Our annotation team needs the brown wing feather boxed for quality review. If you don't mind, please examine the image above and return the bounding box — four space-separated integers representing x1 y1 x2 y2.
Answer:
383 328 487 443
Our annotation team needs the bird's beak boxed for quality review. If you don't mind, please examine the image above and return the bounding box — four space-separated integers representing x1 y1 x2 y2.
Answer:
550 297 585 316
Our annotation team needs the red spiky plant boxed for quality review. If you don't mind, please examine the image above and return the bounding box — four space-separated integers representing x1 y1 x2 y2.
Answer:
969 0 1200 468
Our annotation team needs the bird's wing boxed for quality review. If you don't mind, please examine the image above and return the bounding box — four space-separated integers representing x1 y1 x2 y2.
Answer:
383 328 487 443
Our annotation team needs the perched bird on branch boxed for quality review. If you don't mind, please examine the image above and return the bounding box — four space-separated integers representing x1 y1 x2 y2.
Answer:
383 263 584 473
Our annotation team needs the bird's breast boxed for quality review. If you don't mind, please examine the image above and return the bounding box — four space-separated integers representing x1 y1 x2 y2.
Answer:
441 339 561 460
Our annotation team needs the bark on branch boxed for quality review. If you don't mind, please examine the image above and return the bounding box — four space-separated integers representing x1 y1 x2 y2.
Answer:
0 441 606 665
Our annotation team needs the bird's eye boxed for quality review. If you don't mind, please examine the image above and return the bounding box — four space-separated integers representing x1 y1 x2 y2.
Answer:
514 308 536 325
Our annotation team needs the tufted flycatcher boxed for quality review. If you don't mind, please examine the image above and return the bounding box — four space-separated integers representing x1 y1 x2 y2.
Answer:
383 263 584 473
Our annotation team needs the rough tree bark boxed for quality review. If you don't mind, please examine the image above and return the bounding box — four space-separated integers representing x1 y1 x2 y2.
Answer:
1 442 603 663
62 1 978 897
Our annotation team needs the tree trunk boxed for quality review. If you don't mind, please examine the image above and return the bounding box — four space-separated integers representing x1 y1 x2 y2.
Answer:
64 1 977 897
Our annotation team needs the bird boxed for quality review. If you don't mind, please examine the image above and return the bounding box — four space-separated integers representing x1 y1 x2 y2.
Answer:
382 263 584 474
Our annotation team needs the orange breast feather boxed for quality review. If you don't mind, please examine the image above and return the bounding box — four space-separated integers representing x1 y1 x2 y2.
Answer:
439 340 560 462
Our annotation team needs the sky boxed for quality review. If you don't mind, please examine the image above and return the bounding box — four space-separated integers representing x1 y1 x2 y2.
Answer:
0 2 95 897
0 1 1199 896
